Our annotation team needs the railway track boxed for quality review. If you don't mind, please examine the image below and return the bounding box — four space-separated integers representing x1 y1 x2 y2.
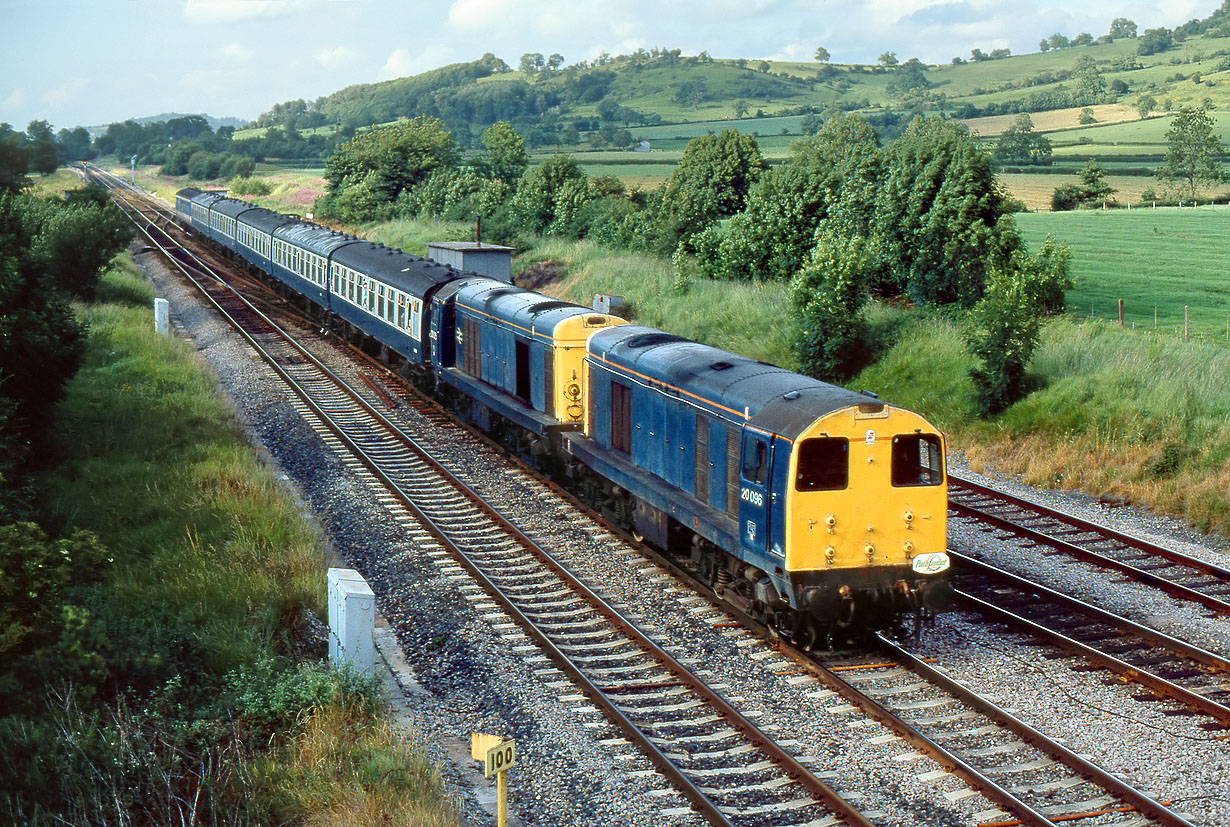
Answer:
953 553 1230 729
948 474 1230 615
800 635 1197 827
94 171 1211 826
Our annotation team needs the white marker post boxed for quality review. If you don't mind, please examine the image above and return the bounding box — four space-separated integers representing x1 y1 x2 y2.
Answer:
154 298 169 336
327 568 375 677
472 733 516 826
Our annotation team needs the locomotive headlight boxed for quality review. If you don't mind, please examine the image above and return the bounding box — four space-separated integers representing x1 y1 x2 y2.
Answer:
910 552 950 575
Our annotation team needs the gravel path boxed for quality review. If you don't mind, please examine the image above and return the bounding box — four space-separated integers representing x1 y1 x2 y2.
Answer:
136 246 1230 826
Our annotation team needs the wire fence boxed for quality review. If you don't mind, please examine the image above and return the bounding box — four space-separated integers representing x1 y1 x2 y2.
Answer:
1086 300 1230 346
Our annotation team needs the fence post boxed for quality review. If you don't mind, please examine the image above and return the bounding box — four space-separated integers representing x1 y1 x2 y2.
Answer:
1117 299 1123 326
1185 306 1190 342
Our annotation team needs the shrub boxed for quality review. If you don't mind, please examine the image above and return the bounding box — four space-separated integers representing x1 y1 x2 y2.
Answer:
229 176 273 196
791 233 874 381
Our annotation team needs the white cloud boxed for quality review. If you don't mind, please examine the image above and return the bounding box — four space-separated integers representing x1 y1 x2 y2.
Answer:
379 44 456 80
316 46 353 69
43 78 88 107
221 43 254 62
183 0 305 25
448 0 512 30
2 88 26 112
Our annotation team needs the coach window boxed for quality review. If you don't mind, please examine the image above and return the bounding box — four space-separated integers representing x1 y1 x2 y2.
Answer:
795 437 849 491
891 434 944 487
740 432 768 485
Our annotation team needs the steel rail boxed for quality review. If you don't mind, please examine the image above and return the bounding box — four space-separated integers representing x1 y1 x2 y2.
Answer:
948 475 1230 615
954 552 1230 673
874 633 1201 827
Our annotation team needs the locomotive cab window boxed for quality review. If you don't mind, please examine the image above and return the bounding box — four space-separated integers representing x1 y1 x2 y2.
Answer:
891 434 944 487
740 433 768 485
795 437 849 491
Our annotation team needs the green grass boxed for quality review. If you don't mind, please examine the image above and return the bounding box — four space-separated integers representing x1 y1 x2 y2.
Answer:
1016 208 1230 335
30 168 88 197
21 253 458 824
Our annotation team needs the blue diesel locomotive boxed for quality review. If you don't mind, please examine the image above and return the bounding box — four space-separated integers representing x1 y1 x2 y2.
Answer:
174 187 951 643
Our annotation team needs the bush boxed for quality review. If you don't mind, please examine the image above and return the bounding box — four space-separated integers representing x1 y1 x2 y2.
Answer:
791 233 874 381
220 155 255 179
966 269 1043 415
1051 183 1084 211
0 523 113 712
229 175 273 196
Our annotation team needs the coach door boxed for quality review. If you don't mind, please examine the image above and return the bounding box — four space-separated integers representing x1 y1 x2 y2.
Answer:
738 429 771 557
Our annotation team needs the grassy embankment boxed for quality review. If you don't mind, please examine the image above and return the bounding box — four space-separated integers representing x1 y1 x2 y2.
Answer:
16 252 458 823
368 213 1230 537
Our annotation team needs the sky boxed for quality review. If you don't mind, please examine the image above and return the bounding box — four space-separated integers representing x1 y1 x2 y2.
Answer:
1 0 1218 131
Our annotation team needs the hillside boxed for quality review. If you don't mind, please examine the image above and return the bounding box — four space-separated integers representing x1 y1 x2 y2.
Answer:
238 3 1230 168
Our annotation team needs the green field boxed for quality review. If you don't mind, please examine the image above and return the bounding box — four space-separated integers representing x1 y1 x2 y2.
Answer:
1017 207 1230 338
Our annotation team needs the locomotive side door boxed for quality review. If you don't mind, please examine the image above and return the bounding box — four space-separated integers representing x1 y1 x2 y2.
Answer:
738 429 772 557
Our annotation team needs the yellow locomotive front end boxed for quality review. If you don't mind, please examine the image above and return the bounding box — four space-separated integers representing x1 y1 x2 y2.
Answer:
785 401 950 630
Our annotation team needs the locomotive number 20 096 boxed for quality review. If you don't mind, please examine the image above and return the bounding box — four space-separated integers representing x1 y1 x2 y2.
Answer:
740 487 764 507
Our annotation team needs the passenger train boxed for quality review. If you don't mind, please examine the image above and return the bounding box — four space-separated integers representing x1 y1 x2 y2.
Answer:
173 185 952 645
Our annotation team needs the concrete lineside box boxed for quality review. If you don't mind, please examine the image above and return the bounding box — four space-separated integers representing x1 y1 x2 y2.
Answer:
327 567 375 677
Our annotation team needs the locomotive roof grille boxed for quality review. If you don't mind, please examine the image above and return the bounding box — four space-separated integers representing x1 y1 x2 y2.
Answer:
710 360 734 371
626 333 688 348
529 300 574 313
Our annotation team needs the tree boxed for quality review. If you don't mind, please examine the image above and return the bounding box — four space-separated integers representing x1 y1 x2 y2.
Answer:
1078 108 1096 124
965 268 1042 415
971 48 989 61
887 58 929 94
1073 56 1106 104
791 233 874 381
1072 32 1094 46
55 127 93 163
966 240 1071 414
0 132 28 191
1136 94 1157 119
872 116 1017 306
1137 27 1174 55
547 53 564 71
673 80 708 109
994 113 1053 166
733 99 751 119
813 46 830 62
1077 159 1116 203
656 129 767 251
325 117 457 204
878 51 898 67
519 53 545 73
695 114 880 282
25 120 57 175
1109 17 1138 39
1157 107 1225 199
480 121 528 185
1046 33 1070 50
508 154 589 235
